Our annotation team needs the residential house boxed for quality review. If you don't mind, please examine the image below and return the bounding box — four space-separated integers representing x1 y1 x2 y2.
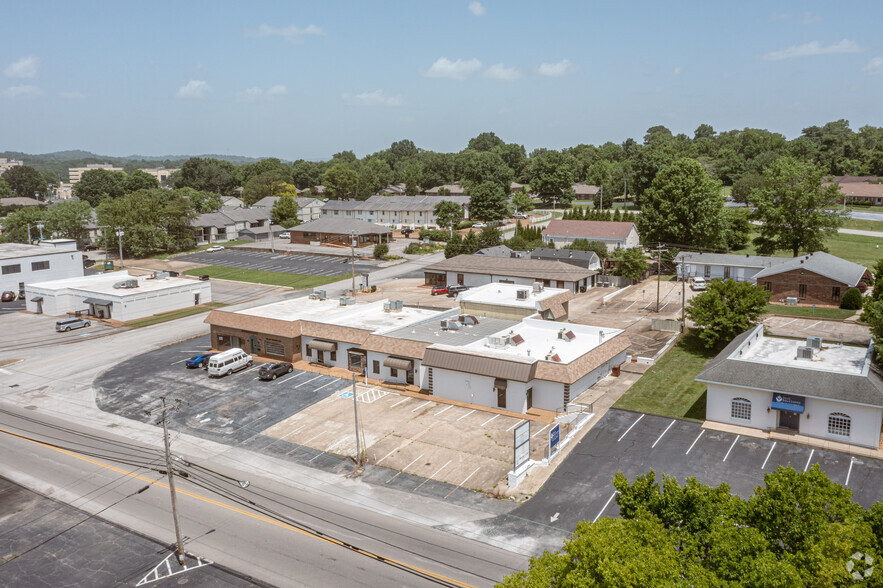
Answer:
753 251 871 306
190 208 270 244
423 255 595 294
528 248 601 271
572 182 600 201
541 219 640 252
320 195 471 229
675 252 786 283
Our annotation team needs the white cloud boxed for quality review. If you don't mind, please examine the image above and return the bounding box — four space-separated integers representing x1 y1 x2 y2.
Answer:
468 2 485 16
343 89 405 107
176 80 210 99
673 66 683 75
236 85 289 102
484 63 522 81
863 57 883 75
2 84 45 98
802 12 822 24
59 91 87 100
254 24 325 42
424 57 482 81
4 56 39 79
770 12 790 21
763 39 862 61
538 59 577 77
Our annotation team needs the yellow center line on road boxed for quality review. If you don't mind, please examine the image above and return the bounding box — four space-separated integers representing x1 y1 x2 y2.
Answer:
0 425 477 588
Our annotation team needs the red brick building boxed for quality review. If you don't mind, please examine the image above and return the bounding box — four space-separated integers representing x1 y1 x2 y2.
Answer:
754 252 872 306
289 218 393 248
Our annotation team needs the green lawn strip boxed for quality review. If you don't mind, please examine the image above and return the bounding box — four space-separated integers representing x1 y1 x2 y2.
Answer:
762 304 856 320
149 240 253 260
183 266 346 289
124 302 227 328
842 217 883 232
731 230 882 267
614 331 714 421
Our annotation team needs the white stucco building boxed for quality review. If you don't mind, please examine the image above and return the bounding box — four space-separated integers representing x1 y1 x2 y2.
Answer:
26 271 211 321
0 240 85 296
698 325 883 449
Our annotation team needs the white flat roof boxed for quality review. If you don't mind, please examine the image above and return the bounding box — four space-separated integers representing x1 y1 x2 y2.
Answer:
736 335 867 376
463 317 623 364
0 243 73 260
457 282 569 309
239 298 440 331
29 271 203 296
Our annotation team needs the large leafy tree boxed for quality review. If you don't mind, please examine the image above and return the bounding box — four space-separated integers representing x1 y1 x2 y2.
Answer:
97 189 197 256
477 225 503 249
433 200 463 234
240 158 290 185
46 200 93 245
322 164 358 199
1 205 48 243
613 247 647 282
176 187 222 214
526 151 575 208
510 191 534 214
271 193 300 228
73 168 128 206
290 159 323 190
174 157 240 194
0 176 12 198
467 131 505 152
4 165 48 199
241 171 286 206
636 157 726 249
468 182 508 222
751 156 845 257
459 149 513 196
356 157 392 199
686 280 770 348
125 169 160 192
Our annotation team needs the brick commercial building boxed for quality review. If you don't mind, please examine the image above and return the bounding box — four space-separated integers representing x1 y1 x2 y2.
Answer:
753 252 871 306
288 218 393 247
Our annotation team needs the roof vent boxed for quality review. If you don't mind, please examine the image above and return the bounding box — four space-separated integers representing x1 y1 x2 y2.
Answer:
309 289 327 300
516 289 530 300
458 314 479 326
806 336 823 350
545 348 561 362
558 328 575 342
533 282 544 293
487 335 508 348
510 334 525 346
796 346 814 360
440 319 460 331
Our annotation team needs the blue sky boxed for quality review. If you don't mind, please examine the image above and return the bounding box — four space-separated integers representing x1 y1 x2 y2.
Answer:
2 1 882 160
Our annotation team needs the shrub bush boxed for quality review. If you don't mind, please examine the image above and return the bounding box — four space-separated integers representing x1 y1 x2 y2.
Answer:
418 229 450 242
373 242 389 259
455 221 474 230
840 287 863 310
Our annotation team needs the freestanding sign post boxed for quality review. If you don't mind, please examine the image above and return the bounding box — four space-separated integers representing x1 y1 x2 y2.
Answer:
549 424 560 458
513 421 530 471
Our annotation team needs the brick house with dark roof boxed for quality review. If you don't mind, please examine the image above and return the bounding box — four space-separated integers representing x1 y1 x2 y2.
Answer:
753 251 872 306
541 219 640 252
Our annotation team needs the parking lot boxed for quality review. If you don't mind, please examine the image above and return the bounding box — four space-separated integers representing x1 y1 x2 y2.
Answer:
762 314 871 345
0 311 117 353
498 408 883 536
179 249 378 277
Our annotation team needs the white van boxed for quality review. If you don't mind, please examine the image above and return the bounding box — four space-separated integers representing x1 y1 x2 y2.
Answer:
207 347 253 377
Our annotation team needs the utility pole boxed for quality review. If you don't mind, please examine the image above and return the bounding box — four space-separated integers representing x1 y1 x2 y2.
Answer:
350 231 356 293
146 397 186 566
599 185 603 211
115 230 125 268
650 243 668 313
269 218 275 253
681 260 687 329
96 225 110 267
351 374 362 466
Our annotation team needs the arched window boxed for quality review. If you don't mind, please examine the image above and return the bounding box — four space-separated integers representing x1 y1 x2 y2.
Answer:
731 398 751 421
828 413 851 437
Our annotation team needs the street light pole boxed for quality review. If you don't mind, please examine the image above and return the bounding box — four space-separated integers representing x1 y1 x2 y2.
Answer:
350 231 356 293
115 230 125 268
269 218 275 253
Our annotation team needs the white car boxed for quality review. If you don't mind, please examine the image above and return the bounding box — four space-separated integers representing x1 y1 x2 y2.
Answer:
690 277 707 291
205 245 224 252
472 222 487 228
278 232 290 239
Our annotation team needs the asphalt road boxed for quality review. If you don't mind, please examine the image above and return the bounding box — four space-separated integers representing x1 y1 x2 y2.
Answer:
0 404 527 587
0 298 25 316
180 250 378 277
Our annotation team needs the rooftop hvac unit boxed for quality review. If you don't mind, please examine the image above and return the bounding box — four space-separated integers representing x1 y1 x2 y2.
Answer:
440 319 460 331
458 314 479 326
487 335 508 348
516 289 530 300
785 297 798 306
315 289 326 300
152 271 169 280
558 329 575 342
533 282 544 293
796 346 814 360
113 279 139 289
390 299 403 312
339 296 356 306
383 301 391 312
806 336 823 350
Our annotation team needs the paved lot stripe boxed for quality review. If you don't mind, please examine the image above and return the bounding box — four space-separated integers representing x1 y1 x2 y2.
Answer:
480 414 500 427
722 435 740 462
802 320 822 331
390 397 410 408
386 454 424 483
416 460 452 490
685 430 704 454
294 375 323 388
651 419 676 448
434 405 453 417
456 409 476 422
376 445 405 465
778 318 799 328
617 414 644 442
846 456 856 486
302 431 326 445
532 424 550 438
506 419 527 432
760 441 776 469
445 467 482 499
410 400 433 413
804 448 815 471
593 491 620 523
313 379 344 392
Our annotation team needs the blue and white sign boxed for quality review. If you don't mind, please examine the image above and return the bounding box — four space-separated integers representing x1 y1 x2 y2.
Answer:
549 424 560 455
771 393 805 413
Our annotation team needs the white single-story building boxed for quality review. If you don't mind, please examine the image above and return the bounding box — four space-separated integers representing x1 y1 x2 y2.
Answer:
675 252 786 282
697 325 883 449
0 240 84 296
423 255 595 294
541 220 640 252
26 271 211 321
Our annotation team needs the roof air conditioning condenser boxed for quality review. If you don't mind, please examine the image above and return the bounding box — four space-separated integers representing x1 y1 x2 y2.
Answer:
796 346 814 360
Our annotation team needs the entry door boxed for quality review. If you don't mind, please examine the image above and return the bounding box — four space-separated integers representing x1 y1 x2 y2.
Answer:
526 388 533 410
779 411 800 430
249 336 260 354
406 370 414 385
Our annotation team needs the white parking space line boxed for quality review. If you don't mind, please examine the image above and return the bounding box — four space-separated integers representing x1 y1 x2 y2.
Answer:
802 321 822 331
624 300 638 311
434 405 453 417
302 431 325 445
685 430 704 455
390 397 411 408
778 318 799 328
293 375 323 389
617 414 645 442
481 414 500 427
445 467 482 499
170 358 190 365
532 424 550 438
376 446 402 465
804 449 815 472
846 457 856 486
456 409 476 422
415 460 452 490
410 400 433 413
313 379 344 392
761 442 777 470
651 419 676 448
386 453 424 483
506 419 527 432
593 491 620 523
722 435 740 462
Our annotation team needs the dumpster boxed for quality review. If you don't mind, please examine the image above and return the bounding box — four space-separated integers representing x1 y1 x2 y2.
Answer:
103 260 114 271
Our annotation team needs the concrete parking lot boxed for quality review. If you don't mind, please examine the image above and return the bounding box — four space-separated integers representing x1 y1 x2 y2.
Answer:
178 249 378 277
763 315 871 345
0 311 117 353
486 408 883 538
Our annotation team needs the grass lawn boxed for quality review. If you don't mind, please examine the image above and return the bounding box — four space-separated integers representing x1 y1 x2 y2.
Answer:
614 331 714 421
124 302 226 328
842 217 883 232
732 230 882 267
720 185 732 197
183 266 346 289
149 240 253 260
762 304 856 320
846 205 883 215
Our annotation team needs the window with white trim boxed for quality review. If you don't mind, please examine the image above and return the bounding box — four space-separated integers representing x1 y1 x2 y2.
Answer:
827 413 851 437
730 397 751 421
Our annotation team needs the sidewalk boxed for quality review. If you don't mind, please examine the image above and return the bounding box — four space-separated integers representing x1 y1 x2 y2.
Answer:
702 420 883 459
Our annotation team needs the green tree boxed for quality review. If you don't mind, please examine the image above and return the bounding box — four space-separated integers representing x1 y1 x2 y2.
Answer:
401 160 423 195
723 207 752 250
510 190 534 214
356 157 392 199
372 242 388 260
840 287 863 310
526 151 575 208
636 157 726 249
72 168 128 206
686 280 770 348
45 200 93 245
124 169 160 192
614 247 647 282
493 143 528 179
730 172 765 203
467 131 505 152
291 159 323 190
241 171 285 206
459 149 513 196
174 157 240 194
4 165 48 199
433 200 463 235
97 189 197 257
176 187 222 214
477 225 502 249
444 233 463 258
461 230 480 255
865 299 883 364
751 157 845 257
271 193 300 228
0 176 12 198
240 158 290 185
321 164 359 199
1 205 47 243
468 182 508 222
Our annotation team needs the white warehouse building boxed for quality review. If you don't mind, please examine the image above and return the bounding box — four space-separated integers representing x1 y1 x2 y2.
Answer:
0 240 85 296
26 271 211 322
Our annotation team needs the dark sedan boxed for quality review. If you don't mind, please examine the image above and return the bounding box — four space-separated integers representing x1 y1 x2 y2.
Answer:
185 352 215 369
258 362 293 380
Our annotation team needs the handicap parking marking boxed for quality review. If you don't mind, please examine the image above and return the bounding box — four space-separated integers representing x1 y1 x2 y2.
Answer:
339 391 354 398
617 414 644 442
